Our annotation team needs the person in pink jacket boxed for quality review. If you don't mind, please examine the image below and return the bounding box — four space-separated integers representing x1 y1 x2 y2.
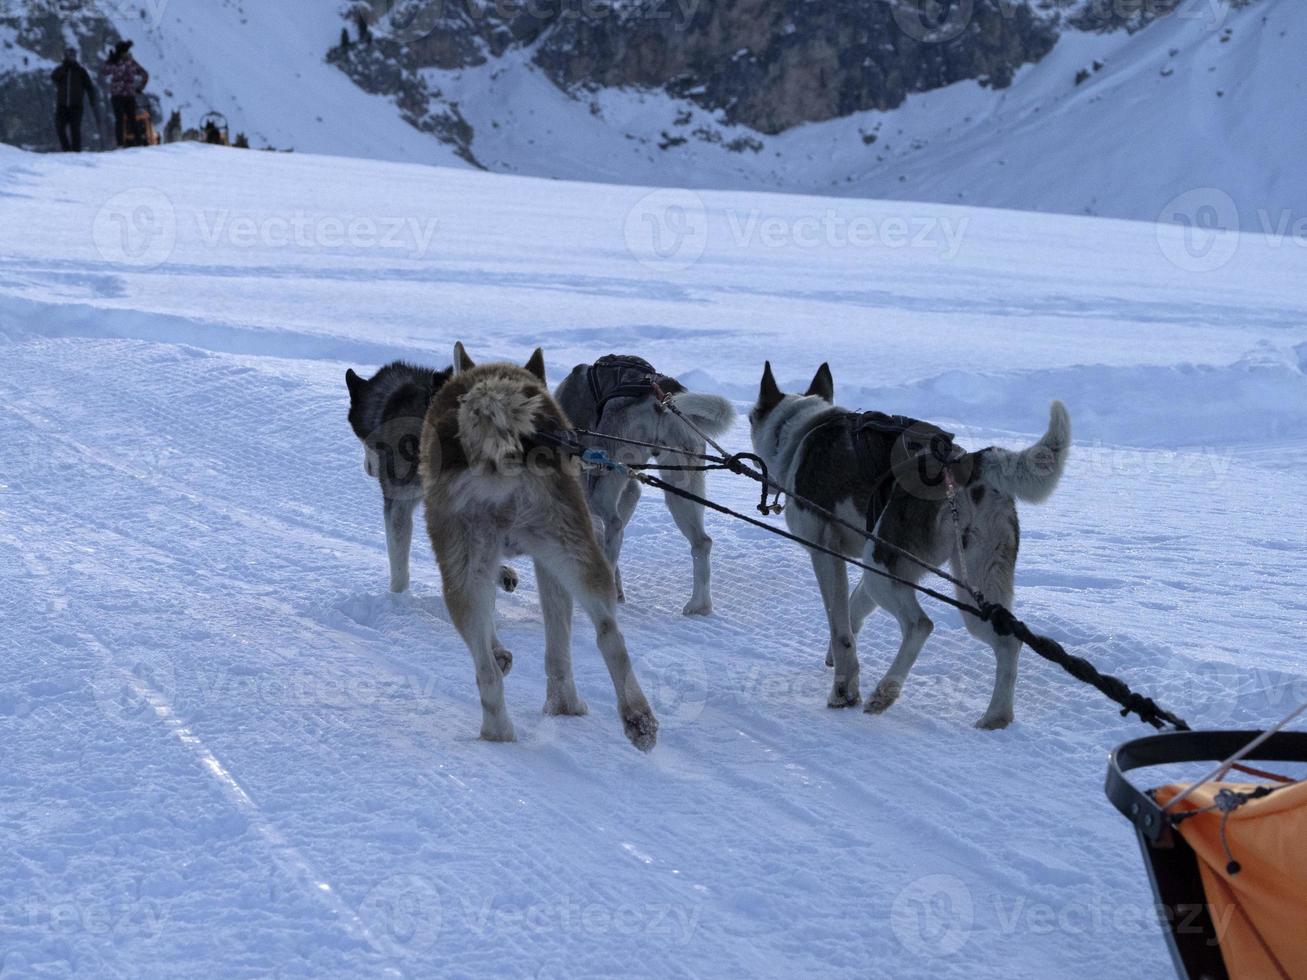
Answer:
99 40 149 148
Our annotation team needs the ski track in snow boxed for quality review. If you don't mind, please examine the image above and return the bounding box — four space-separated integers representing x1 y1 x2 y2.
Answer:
0 146 1305 978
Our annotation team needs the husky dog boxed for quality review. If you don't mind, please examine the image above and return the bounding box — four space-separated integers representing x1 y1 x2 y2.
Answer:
421 343 658 750
345 361 518 597
554 355 735 615
749 362 1070 729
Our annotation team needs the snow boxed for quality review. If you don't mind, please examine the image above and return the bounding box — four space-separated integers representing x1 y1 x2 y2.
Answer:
1 143 1306 977
19 0 1302 229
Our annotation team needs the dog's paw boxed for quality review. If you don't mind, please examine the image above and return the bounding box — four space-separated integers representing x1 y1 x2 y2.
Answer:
621 705 659 753
543 688 588 717
493 646 513 677
479 718 517 742
498 566 518 593
389 573 410 594
826 681 861 708
864 680 902 715
682 597 712 616
975 709 1014 731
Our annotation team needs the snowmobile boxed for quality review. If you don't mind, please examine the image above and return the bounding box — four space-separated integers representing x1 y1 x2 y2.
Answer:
1106 710 1307 978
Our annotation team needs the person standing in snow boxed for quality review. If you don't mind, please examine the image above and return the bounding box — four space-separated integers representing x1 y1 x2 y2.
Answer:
100 40 149 148
51 47 97 152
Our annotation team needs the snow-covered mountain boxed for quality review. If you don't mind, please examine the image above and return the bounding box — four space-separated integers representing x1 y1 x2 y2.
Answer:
2 0 1301 229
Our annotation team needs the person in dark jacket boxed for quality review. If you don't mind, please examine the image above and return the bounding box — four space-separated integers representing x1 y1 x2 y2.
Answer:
99 40 150 148
51 47 97 152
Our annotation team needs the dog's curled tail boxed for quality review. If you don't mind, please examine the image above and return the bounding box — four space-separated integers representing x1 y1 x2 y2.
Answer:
456 374 545 467
668 391 736 440
974 401 1071 504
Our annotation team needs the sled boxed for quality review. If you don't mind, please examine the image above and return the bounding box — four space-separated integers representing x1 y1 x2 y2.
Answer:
200 111 231 147
1105 727 1307 979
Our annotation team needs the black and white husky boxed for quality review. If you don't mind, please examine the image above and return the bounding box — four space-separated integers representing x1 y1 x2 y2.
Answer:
749 362 1071 729
345 361 517 597
554 355 735 615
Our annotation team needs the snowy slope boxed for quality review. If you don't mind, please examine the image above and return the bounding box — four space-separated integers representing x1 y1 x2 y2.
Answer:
1 144 1306 978
91 0 464 164
432 0 1305 229
12 0 1303 229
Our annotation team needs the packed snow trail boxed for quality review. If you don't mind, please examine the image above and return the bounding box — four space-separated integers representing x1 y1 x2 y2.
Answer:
1 145 1305 978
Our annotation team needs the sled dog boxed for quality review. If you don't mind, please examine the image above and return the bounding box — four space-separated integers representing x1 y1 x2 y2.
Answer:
345 360 518 597
749 361 1070 729
420 343 658 750
554 355 735 615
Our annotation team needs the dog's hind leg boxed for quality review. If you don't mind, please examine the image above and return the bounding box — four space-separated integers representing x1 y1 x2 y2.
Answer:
861 571 933 716
810 550 859 707
954 505 1021 730
535 560 587 717
533 536 657 752
383 495 417 593
437 536 515 742
660 459 713 616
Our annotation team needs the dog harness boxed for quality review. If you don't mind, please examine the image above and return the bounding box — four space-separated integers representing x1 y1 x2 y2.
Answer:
586 354 683 423
824 411 964 532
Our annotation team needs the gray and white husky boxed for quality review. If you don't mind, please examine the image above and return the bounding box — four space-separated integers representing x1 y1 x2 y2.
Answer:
554 355 735 615
420 343 658 751
345 360 517 596
749 362 1070 729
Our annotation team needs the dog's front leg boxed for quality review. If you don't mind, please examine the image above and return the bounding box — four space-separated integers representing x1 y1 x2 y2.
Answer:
810 550 859 707
383 495 417 593
535 560 587 717
589 473 639 603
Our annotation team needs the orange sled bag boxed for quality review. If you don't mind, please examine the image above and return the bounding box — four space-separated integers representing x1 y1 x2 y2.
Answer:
1106 730 1307 979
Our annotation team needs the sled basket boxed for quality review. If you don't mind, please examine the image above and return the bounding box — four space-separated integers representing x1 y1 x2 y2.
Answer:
1105 730 1307 979
200 111 230 146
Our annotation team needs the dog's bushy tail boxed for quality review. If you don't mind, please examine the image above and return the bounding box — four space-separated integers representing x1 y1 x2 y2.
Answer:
973 401 1071 503
457 374 545 467
667 391 736 440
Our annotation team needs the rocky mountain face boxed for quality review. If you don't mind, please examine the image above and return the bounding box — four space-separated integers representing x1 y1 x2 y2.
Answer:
342 0 1071 135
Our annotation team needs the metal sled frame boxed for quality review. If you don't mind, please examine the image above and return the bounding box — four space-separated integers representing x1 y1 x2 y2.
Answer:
1105 730 1307 980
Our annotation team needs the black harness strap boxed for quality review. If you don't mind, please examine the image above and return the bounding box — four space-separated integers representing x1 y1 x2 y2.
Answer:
586 354 682 424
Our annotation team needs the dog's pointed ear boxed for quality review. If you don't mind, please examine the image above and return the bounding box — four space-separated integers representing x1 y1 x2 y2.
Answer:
523 347 546 383
805 362 833 402
453 341 475 375
758 361 783 413
345 368 365 400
